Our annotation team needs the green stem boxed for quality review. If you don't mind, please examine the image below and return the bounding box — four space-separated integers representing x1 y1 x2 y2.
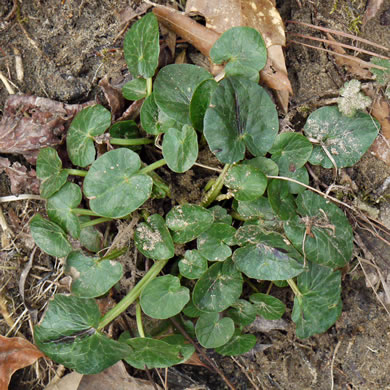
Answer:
72 208 100 217
139 159 166 175
230 211 248 222
287 278 302 298
99 247 127 262
80 217 112 229
201 164 232 208
97 259 169 330
146 77 153 96
109 137 153 146
136 301 145 338
64 168 87 177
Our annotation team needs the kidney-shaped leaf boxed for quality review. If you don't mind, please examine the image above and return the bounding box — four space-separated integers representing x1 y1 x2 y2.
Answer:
162 334 195 365
204 77 278 163
83 148 152 218
162 125 198 173
179 250 208 279
140 275 190 319
267 179 296 221
79 216 102 253
122 78 147 101
34 295 131 374
65 251 123 298
292 262 342 338
193 259 243 313
154 64 212 125
66 105 111 167
284 191 353 268
30 214 72 257
195 313 234 348
304 106 379 168
135 214 174 260
250 293 286 320
227 299 257 327
215 330 257 356
123 12 160 78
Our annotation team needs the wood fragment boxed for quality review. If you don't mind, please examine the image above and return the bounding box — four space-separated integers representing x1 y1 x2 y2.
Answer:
13 47 24 82
0 71 15 94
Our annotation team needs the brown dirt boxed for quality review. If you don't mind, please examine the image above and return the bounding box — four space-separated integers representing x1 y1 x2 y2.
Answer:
1 0 390 389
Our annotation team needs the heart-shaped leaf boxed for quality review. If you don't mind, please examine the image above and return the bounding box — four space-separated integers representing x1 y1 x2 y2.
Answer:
242 156 279 176
30 214 72 257
281 166 309 195
292 262 342 338
225 164 267 201
267 179 296 220
109 120 139 139
140 275 190 319
47 182 82 239
195 313 234 348
166 204 214 244
215 330 257 356
197 223 236 261
250 293 286 320
162 334 195 364
204 76 278 163
193 259 243 313
182 299 204 318
154 64 212 125
179 250 208 279
83 148 152 218
209 205 233 225
162 125 198 173
236 197 276 222
304 106 379 168
36 147 68 198
34 295 131 374
210 27 267 79
227 299 257 327
122 78 147 101
284 191 353 268
66 105 111 167
123 12 160 78
65 251 123 298
79 216 102 252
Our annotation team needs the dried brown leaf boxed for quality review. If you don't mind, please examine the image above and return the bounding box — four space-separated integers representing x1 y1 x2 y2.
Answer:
99 75 125 120
363 0 384 26
0 334 44 390
115 3 152 26
44 372 83 390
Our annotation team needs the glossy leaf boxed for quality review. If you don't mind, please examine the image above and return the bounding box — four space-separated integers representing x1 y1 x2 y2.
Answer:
34 295 131 374
182 299 204 318
140 275 190 319
192 259 243 312
204 76 278 163
166 204 214 244
179 250 208 279
162 125 198 173
154 64 212 125
65 251 123 298
123 12 160 78
215 330 257 356
292 263 342 338
250 293 286 320
79 216 102 252
47 182 82 239
304 106 379 168
243 156 279 176
134 214 174 260
284 191 353 268
30 214 72 257
122 78 147 101
280 165 309 195
109 120 139 139
195 313 234 348
66 105 111 167
267 179 296 220
83 148 152 218
227 299 257 327
36 147 68 198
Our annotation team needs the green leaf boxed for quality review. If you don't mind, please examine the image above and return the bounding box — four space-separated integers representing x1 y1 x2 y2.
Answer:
162 334 195 364
193 259 243 312
280 166 309 195
47 182 82 239
83 148 152 218
370 58 390 85
179 250 208 279
30 214 72 257
242 156 279 176
197 223 236 261
36 147 68 198
250 293 286 320
209 205 232 225
225 164 267 201
182 299 204 318
162 125 198 173
236 197 276 221
284 191 353 268
134 214 174 260
121 336 183 369
204 77 278 163
267 179 296 220
122 78 147 101
34 295 131 374
154 64 212 125
166 204 214 244
189 78 218 131
109 120 139 139
215 330 257 356
304 106 379 168
123 12 160 78
292 263 342 338
195 313 234 348
210 27 267 79
65 250 123 298
66 105 111 167
140 275 190 319
79 216 102 252
227 299 257 327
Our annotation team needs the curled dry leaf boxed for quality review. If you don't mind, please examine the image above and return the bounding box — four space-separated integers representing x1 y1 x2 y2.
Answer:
98 75 125 120
0 95 94 164
363 0 384 26
0 334 44 390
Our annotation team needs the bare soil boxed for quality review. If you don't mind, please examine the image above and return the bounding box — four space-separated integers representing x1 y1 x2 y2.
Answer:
1 0 390 389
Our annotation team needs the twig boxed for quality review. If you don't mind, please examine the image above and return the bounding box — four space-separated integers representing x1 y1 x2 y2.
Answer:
0 71 15 94
330 339 342 390
0 194 43 203
231 356 259 390
4 0 18 21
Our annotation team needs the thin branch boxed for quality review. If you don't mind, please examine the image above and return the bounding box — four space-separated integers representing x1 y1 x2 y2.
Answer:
0 194 43 203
